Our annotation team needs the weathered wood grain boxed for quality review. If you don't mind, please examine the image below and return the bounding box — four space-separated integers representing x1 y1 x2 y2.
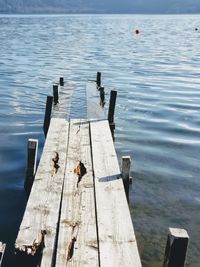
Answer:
86 81 106 121
52 83 73 120
56 120 99 267
90 120 142 267
15 118 69 267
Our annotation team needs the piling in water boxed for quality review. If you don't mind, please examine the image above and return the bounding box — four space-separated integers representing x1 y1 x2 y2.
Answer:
53 85 59 105
163 228 189 267
121 156 131 203
96 72 101 87
108 90 117 137
43 95 53 138
24 139 38 197
60 77 64 86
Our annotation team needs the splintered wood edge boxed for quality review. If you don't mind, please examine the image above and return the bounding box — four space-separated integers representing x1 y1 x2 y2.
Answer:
15 230 46 256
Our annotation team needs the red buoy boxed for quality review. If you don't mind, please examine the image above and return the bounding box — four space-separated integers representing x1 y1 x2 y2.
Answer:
135 29 140 35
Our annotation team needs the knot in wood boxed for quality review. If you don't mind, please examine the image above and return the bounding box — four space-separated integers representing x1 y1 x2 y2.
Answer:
74 161 87 187
74 161 87 178
52 152 60 173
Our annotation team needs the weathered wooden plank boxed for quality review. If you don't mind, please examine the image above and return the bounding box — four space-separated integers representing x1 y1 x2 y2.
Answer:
52 83 73 119
86 81 106 120
56 120 99 267
90 120 142 267
15 118 69 267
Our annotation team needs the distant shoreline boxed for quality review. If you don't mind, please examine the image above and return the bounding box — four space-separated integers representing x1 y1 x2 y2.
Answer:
1 0 200 16
0 12 200 15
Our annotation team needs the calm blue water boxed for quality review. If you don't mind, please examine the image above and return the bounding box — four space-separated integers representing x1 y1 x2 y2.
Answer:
0 14 200 266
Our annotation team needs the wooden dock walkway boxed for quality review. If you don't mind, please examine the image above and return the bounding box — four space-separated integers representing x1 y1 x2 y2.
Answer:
0 73 189 267
7 73 190 267
14 75 142 266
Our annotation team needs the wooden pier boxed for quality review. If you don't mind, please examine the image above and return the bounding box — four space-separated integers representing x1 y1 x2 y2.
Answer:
14 75 142 267
5 73 189 267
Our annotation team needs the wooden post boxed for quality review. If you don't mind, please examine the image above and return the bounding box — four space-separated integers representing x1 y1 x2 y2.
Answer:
99 86 105 107
43 95 53 137
163 228 189 267
60 77 64 86
121 156 131 203
53 84 59 105
96 72 101 87
24 139 38 197
0 242 6 266
108 90 117 134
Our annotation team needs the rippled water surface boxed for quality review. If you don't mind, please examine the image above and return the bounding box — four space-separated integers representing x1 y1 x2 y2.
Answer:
0 14 200 266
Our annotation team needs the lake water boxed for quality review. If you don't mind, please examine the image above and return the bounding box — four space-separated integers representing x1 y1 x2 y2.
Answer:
0 14 200 266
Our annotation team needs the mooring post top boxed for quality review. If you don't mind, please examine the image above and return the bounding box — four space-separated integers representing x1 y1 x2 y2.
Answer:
53 84 59 105
28 139 38 149
169 228 189 239
96 71 101 78
108 90 117 124
96 72 101 87
0 241 6 250
122 156 131 170
110 89 117 97
122 155 131 161
121 156 131 178
47 95 53 100
59 77 64 86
